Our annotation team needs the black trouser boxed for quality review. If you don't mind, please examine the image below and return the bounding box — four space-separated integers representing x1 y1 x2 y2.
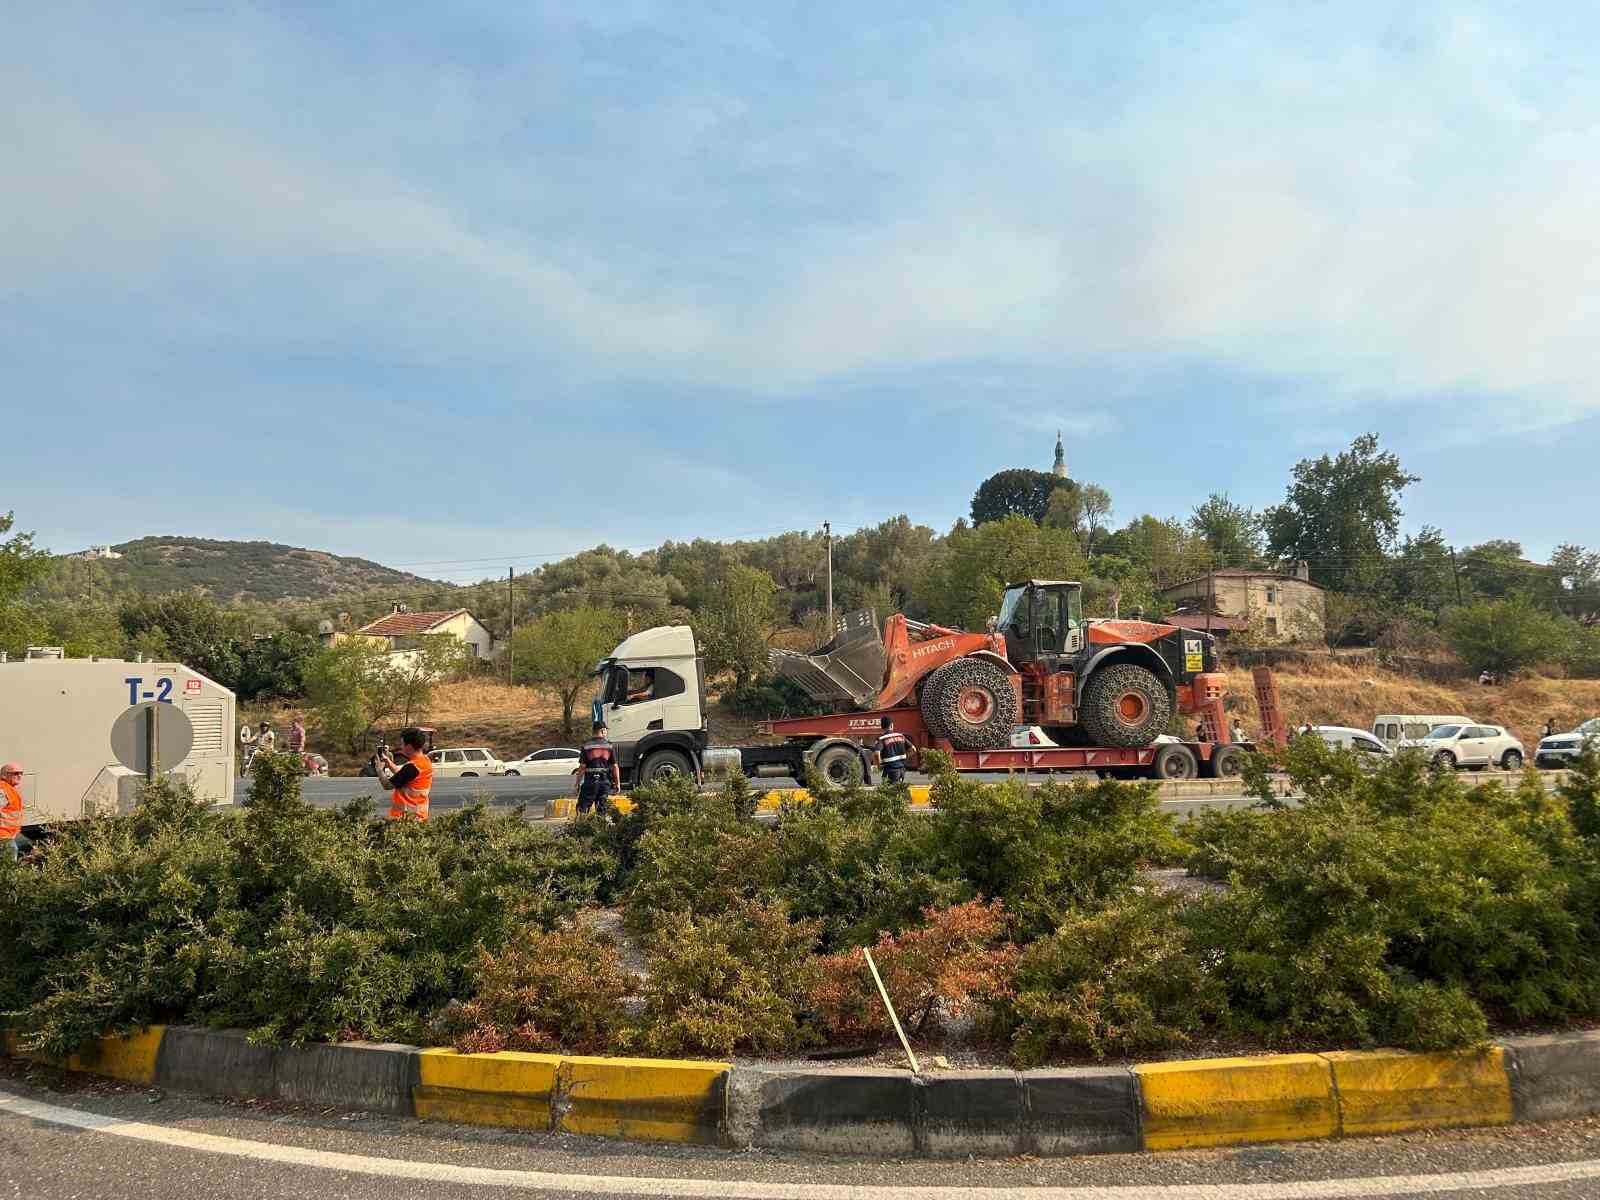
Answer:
577 775 613 815
881 763 906 784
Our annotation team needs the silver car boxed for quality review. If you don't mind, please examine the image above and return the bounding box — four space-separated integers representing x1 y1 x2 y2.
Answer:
1401 724 1525 771
1536 718 1600 769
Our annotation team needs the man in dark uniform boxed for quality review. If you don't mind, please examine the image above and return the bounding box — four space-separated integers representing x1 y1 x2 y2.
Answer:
575 721 622 815
875 715 910 785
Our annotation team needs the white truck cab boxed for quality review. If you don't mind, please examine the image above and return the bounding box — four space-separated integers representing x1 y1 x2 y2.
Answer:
591 625 710 784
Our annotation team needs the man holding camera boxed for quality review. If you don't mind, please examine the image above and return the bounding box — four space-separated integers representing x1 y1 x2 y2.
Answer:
372 728 433 822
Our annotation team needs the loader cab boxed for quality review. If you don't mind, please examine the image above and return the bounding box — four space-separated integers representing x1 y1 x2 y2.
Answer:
997 581 1086 665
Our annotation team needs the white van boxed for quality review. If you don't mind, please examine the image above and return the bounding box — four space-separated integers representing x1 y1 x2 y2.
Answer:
1371 714 1474 746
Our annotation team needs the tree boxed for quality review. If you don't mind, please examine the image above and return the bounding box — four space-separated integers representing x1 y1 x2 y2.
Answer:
1385 527 1458 613
701 566 778 688
1264 434 1419 593
0 512 51 655
970 469 1074 526
302 638 403 752
1189 494 1263 568
235 630 319 702
1098 515 1209 590
511 606 628 737
1441 599 1569 676
922 516 1087 629
386 634 468 725
1551 544 1600 626
1076 484 1113 555
117 591 247 685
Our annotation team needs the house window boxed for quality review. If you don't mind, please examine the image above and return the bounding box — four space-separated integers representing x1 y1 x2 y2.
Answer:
1264 585 1278 605
1266 617 1279 636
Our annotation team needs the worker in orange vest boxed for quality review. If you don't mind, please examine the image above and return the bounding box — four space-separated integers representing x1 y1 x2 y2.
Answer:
373 728 433 822
0 762 26 862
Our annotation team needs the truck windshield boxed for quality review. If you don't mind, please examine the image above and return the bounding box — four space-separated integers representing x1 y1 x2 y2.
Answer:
997 587 1028 632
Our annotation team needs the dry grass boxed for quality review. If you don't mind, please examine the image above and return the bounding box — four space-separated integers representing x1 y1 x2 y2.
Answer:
1221 658 1600 749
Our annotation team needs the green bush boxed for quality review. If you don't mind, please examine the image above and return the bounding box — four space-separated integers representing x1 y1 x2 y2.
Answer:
720 674 830 718
624 805 781 941
1184 745 1600 1050
632 900 820 1058
988 892 1224 1064
0 758 616 1053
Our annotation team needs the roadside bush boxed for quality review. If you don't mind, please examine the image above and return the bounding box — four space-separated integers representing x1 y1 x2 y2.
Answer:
924 771 1173 940
811 900 1016 1041
0 759 615 1053
632 900 820 1058
441 924 632 1054
624 805 781 941
988 892 1224 1065
1184 748 1600 1050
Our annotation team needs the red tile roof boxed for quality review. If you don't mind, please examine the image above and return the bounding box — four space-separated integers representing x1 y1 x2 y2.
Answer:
356 609 468 637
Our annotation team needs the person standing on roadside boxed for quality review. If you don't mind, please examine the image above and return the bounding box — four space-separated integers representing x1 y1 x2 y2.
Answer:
374 728 433 822
287 717 306 755
0 763 26 862
874 715 910 785
1545 716 1558 739
575 722 621 816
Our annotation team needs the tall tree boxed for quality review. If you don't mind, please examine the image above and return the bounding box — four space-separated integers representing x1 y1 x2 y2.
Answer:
117 590 248 684
700 565 778 687
1550 544 1600 626
1189 493 1263 568
0 512 51 655
970 469 1074 526
1385 526 1458 612
1263 433 1418 592
921 516 1087 630
511 606 629 737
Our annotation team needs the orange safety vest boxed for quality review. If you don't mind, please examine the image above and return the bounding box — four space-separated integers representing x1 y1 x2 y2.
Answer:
0 779 22 841
388 750 433 822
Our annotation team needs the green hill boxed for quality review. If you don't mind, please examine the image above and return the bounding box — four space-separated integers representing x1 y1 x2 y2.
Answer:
65 537 441 604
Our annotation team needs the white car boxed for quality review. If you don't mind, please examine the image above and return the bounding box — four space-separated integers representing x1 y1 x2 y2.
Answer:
428 747 506 778
504 747 581 777
1536 718 1600 769
1401 724 1525 771
1311 725 1393 761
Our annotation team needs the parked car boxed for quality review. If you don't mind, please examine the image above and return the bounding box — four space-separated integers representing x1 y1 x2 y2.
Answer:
1401 724 1524 771
1312 725 1393 761
504 747 581 777
428 747 506 778
1371 713 1474 746
1536 718 1600 769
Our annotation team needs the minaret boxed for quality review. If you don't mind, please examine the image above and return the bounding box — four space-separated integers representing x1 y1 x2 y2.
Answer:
1052 430 1067 479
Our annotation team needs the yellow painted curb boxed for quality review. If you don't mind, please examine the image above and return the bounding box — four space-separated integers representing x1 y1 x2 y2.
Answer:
1324 1048 1512 1136
413 1048 561 1130
62 1027 167 1086
556 1055 728 1144
1136 1054 1338 1150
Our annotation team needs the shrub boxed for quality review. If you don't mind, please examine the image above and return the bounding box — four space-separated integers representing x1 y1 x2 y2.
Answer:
989 892 1223 1064
924 771 1173 939
633 900 820 1058
720 674 830 718
441 924 632 1054
624 807 781 941
811 900 1016 1041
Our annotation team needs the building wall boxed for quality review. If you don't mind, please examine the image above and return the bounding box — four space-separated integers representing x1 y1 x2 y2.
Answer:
1161 575 1326 644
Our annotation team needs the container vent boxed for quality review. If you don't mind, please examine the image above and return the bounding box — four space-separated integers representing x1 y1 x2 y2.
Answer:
186 701 227 754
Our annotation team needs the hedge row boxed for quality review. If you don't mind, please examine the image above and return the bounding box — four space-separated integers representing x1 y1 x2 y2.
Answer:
5 744 1600 1065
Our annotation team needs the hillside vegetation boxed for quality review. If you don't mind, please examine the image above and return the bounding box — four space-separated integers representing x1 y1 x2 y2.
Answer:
60 536 439 604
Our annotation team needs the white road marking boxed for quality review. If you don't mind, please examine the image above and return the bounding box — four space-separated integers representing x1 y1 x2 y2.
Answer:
1 1088 1597 1198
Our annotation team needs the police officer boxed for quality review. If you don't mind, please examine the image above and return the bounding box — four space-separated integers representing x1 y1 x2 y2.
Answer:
875 715 910 785
576 721 622 815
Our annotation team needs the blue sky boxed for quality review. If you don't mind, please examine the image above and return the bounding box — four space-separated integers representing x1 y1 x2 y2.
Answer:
6 2 1596 583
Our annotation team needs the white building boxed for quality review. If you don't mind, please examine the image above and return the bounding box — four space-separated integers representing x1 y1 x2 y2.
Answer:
353 607 495 672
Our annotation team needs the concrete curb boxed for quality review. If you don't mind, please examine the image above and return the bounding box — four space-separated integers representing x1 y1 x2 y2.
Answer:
13 1026 1600 1158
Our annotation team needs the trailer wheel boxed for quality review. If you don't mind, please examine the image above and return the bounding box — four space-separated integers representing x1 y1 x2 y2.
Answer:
1153 743 1199 780
640 748 693 783
1079 663 1172 748
1207 744 1246 779
813 743 863 787
918 662 959 742
935 659 1018 751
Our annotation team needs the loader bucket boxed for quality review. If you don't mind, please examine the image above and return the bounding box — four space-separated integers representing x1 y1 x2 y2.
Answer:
768 609 885 709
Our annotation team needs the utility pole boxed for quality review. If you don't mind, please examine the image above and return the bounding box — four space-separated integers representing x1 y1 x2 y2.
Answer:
823 522 834 632
1449 548 1464 605
507 567 515 685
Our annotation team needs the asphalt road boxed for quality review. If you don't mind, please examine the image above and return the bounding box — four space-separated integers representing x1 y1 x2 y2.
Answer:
233 772 1267 823
3 1062 1599 1199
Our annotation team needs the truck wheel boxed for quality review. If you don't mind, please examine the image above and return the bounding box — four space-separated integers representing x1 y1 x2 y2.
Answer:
918 662 960 742
1153 743 1199 780
1079 663 1172 748
936 659 1018 751
1207 744 1246 779
813 743 863 786
640 748 693 783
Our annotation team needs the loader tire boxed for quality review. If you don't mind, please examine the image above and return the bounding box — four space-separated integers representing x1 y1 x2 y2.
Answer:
918 661 962 743
1079 663 1171 748
935 659 1018 751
